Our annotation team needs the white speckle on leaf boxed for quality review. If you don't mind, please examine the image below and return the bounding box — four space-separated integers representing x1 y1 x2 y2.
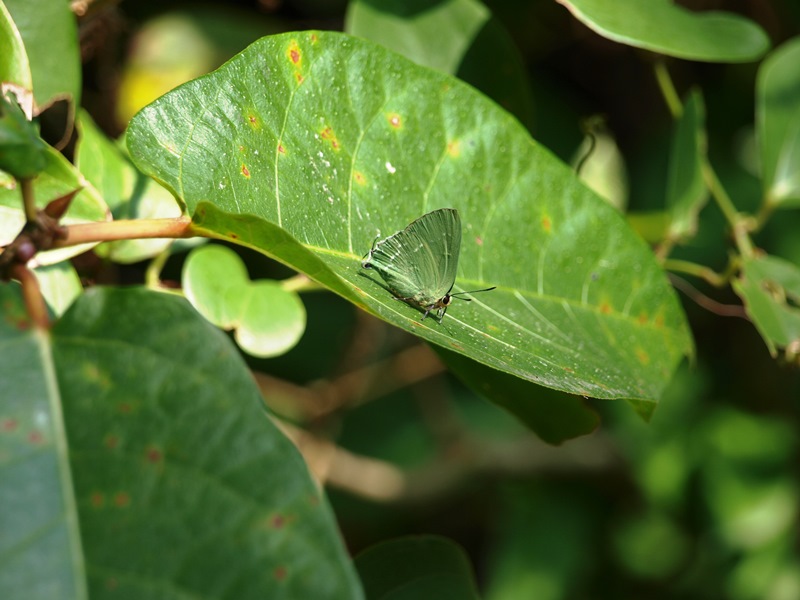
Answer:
385 161 396 174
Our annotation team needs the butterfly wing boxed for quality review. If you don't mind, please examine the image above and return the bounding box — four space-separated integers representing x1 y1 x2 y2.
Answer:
366 208 461 308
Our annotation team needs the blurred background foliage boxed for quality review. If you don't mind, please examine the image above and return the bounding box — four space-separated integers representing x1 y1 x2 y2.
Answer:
73 0 800 598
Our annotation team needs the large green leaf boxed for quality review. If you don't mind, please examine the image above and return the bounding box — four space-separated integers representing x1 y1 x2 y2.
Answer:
0 284 86 599
345 0 533 130
757 36 800 209
127 31 692 405
0 283 363 599
557 0 769 63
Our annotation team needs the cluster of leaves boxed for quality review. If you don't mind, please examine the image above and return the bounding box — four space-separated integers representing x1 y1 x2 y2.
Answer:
1 0 799 598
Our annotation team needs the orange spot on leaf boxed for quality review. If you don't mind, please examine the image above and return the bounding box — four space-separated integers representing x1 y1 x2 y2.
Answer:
447 140 460 157
655 315 665 327
287 41 302 66
91 492 105 508
105 435 119 449
599 302 612 314
542 216 552 233
247 115 258 127
475 236 483 246
114 492 131 508
241 164 251 178
274 566 287 581
387 113 402 128
28 430 44 445
320 126 340 150
638 312 649 325
354 171 366 186
636 348 651 365
118 402 132 414
2 418 18 432
294 72 304 84
310 33 318 43
278 143 286 154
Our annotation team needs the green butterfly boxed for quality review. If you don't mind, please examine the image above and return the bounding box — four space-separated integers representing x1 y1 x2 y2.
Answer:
361 208 495 323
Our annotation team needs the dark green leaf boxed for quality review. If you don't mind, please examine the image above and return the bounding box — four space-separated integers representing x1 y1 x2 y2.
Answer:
355 535 479 600
732 254 800 357
666 90 708 241
127 31 692 403
557 0 770 63
0 90 47 178
0 283 87 599
757 36 800 208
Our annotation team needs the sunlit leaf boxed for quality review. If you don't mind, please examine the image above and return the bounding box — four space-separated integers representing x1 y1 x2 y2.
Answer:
127 31 692 408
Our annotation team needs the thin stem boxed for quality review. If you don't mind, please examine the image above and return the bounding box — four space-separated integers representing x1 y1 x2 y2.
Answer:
281 273 324 293
21 178 37 223
701 162 754 258
663 259 728 287
654 61 682 119
51 217 194 248
145 245 173 289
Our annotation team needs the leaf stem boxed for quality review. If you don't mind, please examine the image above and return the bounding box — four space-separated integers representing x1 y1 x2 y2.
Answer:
701 162 754 258
51 217 194 248
663 258 730 287
145 245 173 289
654 61 682 119
21 178 37 222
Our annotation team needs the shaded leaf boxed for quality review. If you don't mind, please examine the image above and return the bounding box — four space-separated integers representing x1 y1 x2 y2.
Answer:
75 111 181 263
45 286 359 599
437 347 599 444
557 0 770 63
757 36 800 208
0 1 32 99
33 261 82 317
732 254 800 357
127 31 692 404
0 283 87 599
666 90 708 241
0 90 47 178
4 0 80 110
355 535 479 600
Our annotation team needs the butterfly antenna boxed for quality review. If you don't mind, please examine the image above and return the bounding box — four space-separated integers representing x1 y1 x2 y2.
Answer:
449 286 497 301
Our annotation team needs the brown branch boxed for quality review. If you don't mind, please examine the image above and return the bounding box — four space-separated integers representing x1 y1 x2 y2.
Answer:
10 263 50 329
51 217 194 248
669 273 749 319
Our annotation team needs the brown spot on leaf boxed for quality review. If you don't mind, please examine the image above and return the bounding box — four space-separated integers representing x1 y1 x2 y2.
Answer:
320 126 340 150
447 140 460 157
146 447 163 464
271 514 286 529
287 41 301 66
599 302 612 314
2 418 18 432
118 402 131 414
114 492 131 508
638 312 649 325
294 72 304 84
387 113 402 128
310 33 318 43
274 566 287 581
542 216 552 233
241 164 250 178
475 236 483 246
28 430 44 445
248 115 258 127
354 171 366 186
105 435 119 449
278 143 286 154
91 492 105 508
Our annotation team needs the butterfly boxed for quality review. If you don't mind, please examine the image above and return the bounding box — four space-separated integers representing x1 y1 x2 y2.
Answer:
361 208 495 323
